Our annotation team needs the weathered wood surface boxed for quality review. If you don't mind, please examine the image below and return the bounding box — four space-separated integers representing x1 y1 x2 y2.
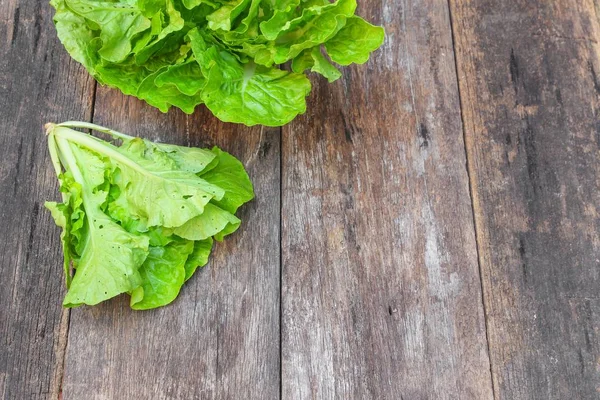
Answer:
0 1 95 399
449 0 600 398
281 0 493 398
61 89 281 399
2 0 600 399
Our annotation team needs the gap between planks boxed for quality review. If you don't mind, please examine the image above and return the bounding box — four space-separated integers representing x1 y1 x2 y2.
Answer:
445 1 497 399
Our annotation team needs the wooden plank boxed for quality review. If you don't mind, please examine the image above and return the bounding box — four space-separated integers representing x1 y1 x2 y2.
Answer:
281 0 493 398
0 1 95 399
61 88 281 399
449 0 600 398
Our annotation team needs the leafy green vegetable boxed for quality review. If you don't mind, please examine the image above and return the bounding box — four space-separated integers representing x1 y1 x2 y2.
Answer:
324 16 386 65
50 0 385 126
130 239 193 310
292 47 342 83
45 121 254 309
183 238 213 281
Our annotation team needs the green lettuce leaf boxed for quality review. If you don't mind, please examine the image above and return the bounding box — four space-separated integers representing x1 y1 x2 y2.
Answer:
137 66 205 113
183 238 213 281
325 16 385 65
173 203 240 241
130 239 194 310
259 0 356 64
189 29 311 126
206 0 251 31
113 137 225 228
64 0 152 63
154 61 206 97
45 122 254 309
292 47 342 83
149 139 217 173
50 0 101 73
50 0 384 126
52 135 150 307
199 146 254 214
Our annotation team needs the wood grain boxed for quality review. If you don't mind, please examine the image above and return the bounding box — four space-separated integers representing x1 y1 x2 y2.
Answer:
449 0 600 398
0 1 95 399
61 91 281 399
4 0 599 398
281 0 493 398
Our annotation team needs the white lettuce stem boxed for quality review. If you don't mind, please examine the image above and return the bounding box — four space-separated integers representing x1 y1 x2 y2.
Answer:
47 132 63 178
55 136 99 236
56 121 133 141
47 132 69 203
55 135 86 186
52 126 148 176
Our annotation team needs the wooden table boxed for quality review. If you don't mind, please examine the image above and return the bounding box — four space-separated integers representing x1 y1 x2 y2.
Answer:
2 1 599 399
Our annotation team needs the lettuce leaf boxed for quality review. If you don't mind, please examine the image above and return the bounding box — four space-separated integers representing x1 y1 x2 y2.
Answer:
130 239 194 310
50 0 385 126
49 133 151 307
45 122 254 309
183 238 213 281
188 28 311 126
292 47 342 83
325 16 385 65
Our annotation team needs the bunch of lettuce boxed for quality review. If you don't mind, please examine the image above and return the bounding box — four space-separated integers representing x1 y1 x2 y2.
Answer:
50 0 385 126
45 122 253 309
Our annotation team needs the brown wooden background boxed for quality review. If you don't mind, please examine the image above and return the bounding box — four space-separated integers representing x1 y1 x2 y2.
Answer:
1 0 599 399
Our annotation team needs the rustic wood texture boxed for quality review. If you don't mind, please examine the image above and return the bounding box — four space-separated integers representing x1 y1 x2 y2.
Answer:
3 0 600 398
60 89 281 399
0 1 95 399
281 0 493 398
449 0 600 398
